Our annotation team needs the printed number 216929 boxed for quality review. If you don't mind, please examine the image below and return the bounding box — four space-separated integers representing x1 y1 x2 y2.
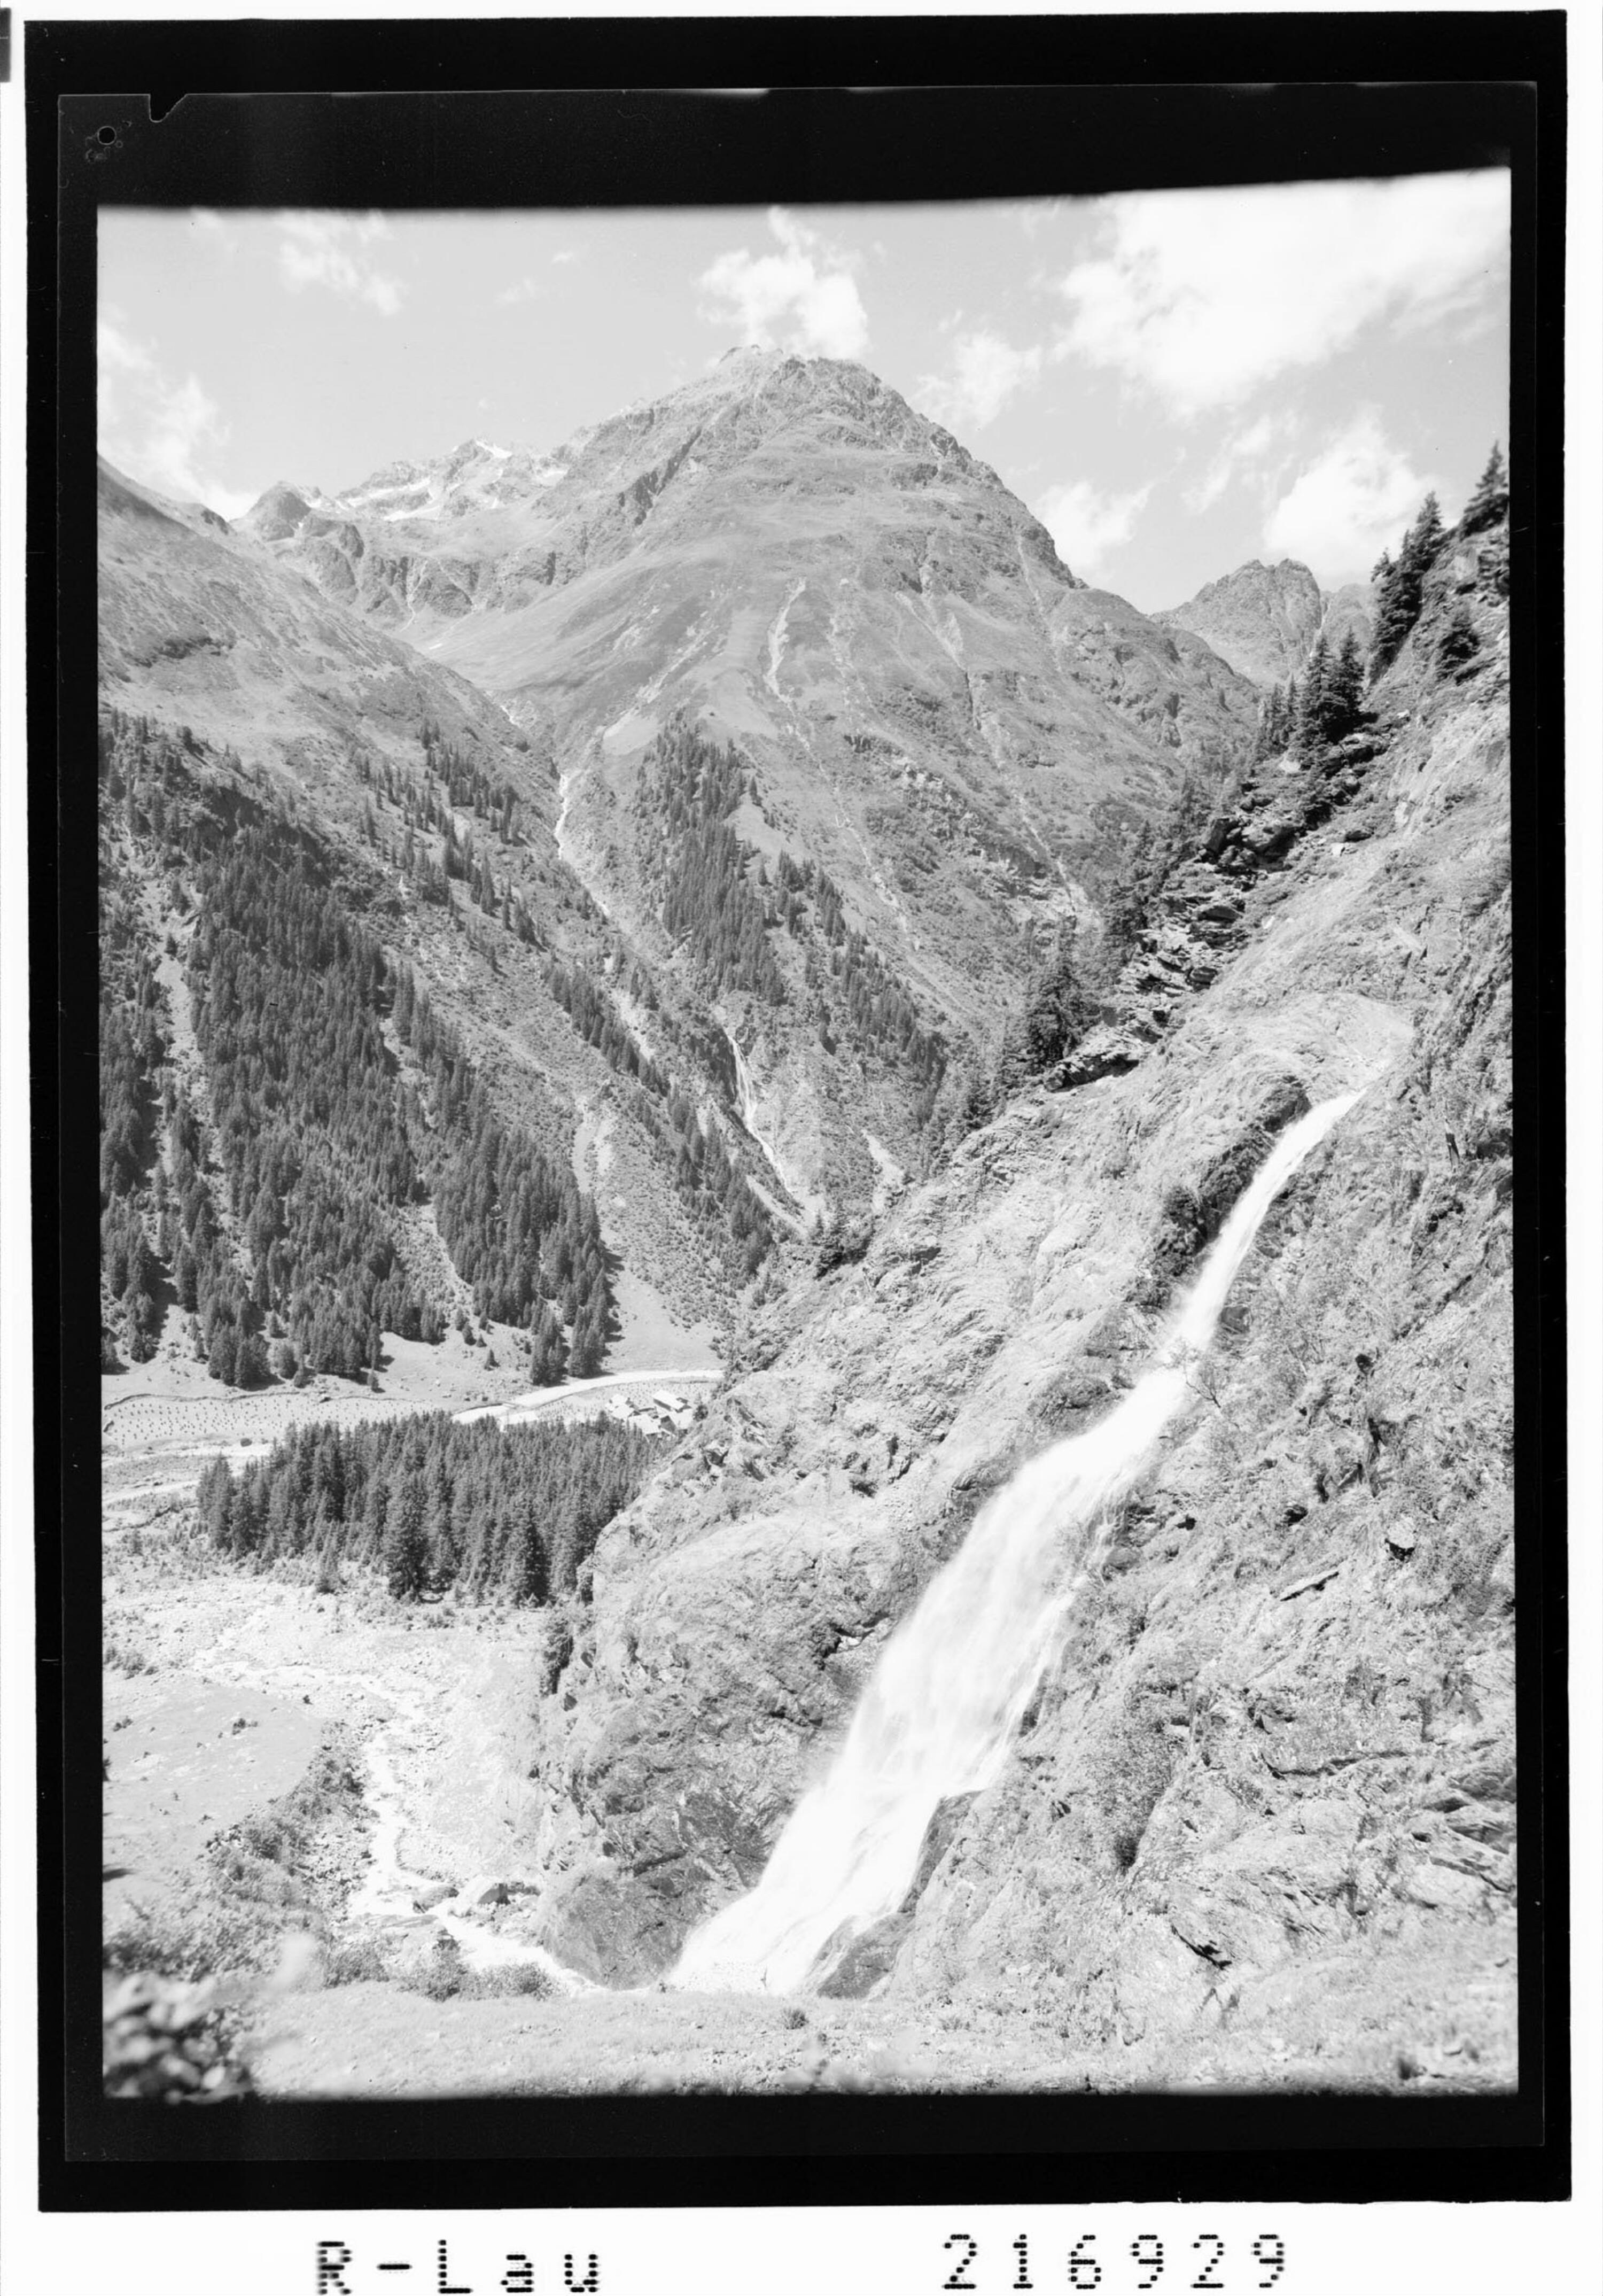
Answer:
941 2233 1288 2290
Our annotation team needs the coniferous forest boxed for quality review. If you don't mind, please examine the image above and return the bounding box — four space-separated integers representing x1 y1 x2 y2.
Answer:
633 719 945 1093
196 1410 661 1605
98 711 613 1385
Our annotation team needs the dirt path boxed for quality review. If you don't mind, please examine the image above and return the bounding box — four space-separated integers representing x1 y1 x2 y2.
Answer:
455 1367 719 1428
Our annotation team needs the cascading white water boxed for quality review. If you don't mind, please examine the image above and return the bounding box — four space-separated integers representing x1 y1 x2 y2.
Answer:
672 1091 1360 1994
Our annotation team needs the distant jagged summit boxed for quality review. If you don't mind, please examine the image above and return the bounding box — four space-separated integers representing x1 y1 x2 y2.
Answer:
283 348 1023 556
1156 558 1378 691
238 345 1094 639
1156 560 1324 689
236 480 323 542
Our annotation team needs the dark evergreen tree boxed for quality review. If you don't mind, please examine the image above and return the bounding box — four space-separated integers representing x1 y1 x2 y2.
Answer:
1019 923 1095 1076
197 1457 233 1551
1369 494 1446 680
1293 634 1331 756
1460 442 1508 536
384 1480 429 1601
1329 628 1366 733
1409 491 1446 570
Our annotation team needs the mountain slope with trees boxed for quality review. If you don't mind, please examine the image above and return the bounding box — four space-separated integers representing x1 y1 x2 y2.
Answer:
98 717 617 1387
237 351 1263 1212
516 474 1516 2093
98 459 814 1352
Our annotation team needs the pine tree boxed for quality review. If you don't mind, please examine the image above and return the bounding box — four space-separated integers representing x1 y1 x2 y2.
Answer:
1294 634 1331 755
1461 441 1508 536
1409 491 1445 571
569 1294 606 1378
1369 552 1407 679
1368 494 1445 681
197 1457 234 1550
384 1481 428 1601
1020 923 1094 1076
1329 628 1365 734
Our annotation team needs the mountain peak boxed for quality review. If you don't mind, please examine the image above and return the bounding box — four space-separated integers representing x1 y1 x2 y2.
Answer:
1156 556 1326 688
1186 557 1320 602
237 480 322 542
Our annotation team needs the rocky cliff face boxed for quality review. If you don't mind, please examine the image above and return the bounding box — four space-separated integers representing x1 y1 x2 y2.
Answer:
524 514 1514 2086
1158 558 1378 697
1157 559 1325 687
1319 579 1376 664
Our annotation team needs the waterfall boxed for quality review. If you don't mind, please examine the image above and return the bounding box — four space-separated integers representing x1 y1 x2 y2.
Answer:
672 1090 1359 1994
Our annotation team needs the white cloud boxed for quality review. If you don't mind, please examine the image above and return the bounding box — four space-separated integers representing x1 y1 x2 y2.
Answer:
1055 171 1509 417
1184 412 1297 514
1260 410 1443 582
698 206 869 360
1033 476 1152 580
551 249 579 266
276 211 404 316
98 312 258 518
97 312 154 393
495 275 544 307
916 329 1044 433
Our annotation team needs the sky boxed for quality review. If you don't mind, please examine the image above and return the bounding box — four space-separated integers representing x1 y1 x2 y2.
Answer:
99 174 1509 611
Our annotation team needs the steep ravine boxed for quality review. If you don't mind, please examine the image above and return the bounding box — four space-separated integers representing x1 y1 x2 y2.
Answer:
520 535 1514 2084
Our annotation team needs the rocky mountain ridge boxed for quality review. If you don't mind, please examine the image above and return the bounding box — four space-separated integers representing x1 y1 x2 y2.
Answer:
1157 557 1375 690
116 353 1272 1232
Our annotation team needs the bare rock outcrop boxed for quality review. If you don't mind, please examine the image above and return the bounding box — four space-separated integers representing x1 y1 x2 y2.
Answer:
1156 559 1325 689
